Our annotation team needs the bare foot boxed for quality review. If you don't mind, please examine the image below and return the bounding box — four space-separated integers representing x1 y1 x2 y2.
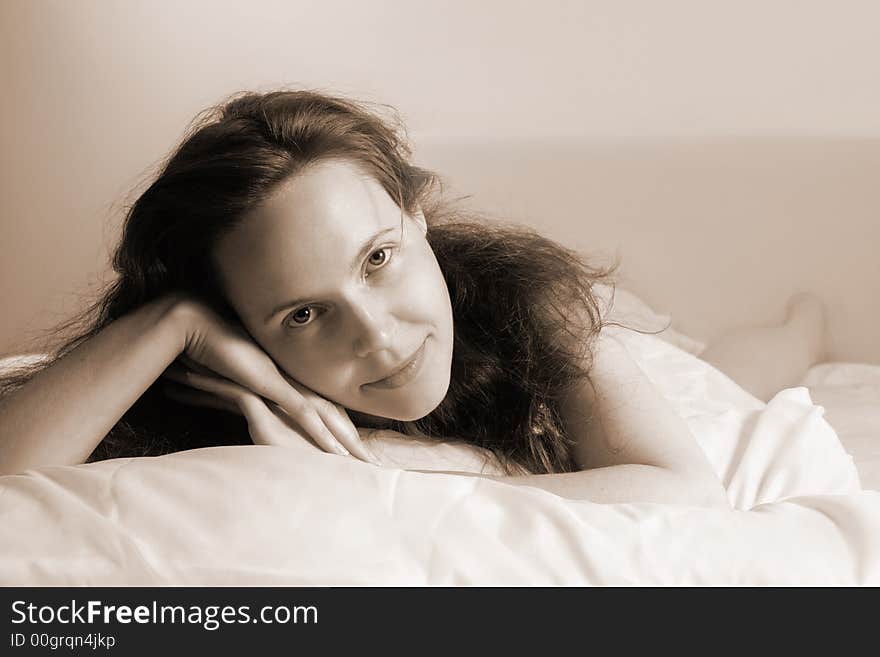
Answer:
784 292 827 365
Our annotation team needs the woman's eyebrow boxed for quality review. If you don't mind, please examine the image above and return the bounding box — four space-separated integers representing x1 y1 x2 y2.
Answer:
263 224 401 323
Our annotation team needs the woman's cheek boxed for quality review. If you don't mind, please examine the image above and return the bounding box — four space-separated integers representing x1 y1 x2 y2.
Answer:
261 338 319 386
399 254 448 315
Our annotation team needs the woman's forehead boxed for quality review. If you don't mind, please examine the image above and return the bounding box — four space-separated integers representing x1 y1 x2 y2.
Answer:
212 159 401 308
240 159 393 253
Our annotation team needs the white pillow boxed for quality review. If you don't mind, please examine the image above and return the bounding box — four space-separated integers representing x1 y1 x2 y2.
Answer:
360 430 511 475
0 326 861 508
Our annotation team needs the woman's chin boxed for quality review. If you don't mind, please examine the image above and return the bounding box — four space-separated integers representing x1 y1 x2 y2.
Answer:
397 377 451 421
345 407 430 429
349 381 449 426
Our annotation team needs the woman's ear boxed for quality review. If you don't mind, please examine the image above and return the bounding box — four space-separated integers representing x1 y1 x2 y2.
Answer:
412 207 427 235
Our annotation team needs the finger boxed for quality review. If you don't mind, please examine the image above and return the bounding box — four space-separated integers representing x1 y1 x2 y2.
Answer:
238 394 295 446
161 361 222 385
195 339 286 403
163 366 254 410
312 400 381 465
164 370 319 453
276 401 353 458
239 396 321 454
162 382 241 415
251 374 354 458
178 346 360 461
160 362 189 381
177 353 221 377
162 363 208 388
172 361 351 459
259 400 318 447
271 374 373 461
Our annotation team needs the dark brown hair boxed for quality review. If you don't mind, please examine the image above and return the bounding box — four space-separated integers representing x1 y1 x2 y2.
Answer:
0 89 625 475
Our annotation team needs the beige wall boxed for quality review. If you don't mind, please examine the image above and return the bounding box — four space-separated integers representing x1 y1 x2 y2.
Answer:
2 0 879 358
414 137 880 363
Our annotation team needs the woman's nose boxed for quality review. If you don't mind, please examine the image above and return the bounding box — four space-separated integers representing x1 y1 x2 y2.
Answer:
349 301 397 358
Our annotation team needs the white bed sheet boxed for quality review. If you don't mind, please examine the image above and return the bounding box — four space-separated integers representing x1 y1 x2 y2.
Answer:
1 328 877 585
800 362 880 492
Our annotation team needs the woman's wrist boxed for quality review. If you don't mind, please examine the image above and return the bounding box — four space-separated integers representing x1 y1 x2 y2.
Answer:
153 294 198 354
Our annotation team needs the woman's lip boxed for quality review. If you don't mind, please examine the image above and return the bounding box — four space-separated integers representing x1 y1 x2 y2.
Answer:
364 339 427 389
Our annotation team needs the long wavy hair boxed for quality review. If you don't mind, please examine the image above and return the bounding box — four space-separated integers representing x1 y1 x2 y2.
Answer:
0 90 625 475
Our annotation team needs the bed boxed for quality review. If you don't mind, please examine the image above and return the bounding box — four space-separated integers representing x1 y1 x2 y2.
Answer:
1 286 878 586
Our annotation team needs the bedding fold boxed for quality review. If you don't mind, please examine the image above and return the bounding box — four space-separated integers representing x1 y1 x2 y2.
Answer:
1 323 876 585
1 446 878 585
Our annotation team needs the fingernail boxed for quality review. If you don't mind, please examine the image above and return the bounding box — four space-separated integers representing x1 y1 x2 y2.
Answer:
368 452 383 466
336 444 350 456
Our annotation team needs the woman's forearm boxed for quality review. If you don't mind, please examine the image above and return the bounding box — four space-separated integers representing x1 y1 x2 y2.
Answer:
502 327 728 506
416 465 730 507
0 296 186 475
412 330 732 507
562 330 720 479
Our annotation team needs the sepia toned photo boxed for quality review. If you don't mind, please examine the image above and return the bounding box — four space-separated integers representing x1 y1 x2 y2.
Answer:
1 0 878 590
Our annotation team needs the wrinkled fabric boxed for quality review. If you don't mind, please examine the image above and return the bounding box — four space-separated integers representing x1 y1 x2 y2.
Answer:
0 445 876 585
1 330 876 585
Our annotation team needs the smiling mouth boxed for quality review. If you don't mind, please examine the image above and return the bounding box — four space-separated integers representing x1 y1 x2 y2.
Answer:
364 339 428 390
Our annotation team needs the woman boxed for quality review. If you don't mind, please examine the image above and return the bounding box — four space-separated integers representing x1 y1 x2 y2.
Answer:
0 90 825 505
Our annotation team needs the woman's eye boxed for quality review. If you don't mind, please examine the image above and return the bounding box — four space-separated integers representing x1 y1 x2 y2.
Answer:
285 306 322 328
283 248 395 328
366 247 393 272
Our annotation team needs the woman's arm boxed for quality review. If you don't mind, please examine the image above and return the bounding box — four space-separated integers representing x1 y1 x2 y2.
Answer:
0 295 379 477
417 465 727 507
555 328 727 505
0 296 186 476
562 329 721 474
419 328 728 507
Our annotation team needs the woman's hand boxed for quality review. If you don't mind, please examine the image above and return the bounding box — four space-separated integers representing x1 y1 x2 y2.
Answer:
164 296 381 465
162 363 371 458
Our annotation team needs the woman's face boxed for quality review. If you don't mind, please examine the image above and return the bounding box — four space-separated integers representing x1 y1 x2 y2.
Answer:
212 158 454 422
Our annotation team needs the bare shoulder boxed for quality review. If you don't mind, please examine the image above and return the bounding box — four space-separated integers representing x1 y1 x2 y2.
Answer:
558 324 701 472
588 326 644 380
